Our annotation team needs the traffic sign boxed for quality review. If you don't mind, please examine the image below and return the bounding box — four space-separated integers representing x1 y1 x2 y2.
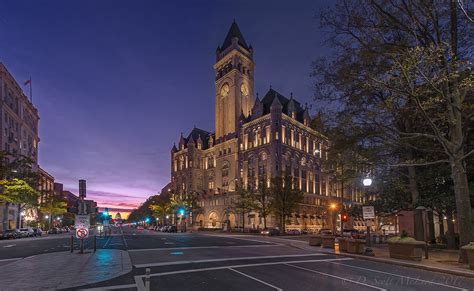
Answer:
363 206 375 219
76 227 89 239
75 214 90 229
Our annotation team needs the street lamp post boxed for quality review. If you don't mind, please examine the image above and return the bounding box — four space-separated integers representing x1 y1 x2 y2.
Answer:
20 211 25 228
330 203 337 234
362 177 374 256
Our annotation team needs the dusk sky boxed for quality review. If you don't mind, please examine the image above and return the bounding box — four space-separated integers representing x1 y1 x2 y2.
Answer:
0 1 333 210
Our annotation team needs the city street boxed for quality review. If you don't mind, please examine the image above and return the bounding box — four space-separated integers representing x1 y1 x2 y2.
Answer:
3 226 471 290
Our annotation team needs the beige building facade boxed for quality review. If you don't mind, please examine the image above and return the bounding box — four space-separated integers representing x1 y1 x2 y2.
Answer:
0 63 40 231
169 22 360 232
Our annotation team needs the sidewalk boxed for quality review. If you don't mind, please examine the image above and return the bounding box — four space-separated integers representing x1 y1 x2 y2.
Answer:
285 237 474 278
0 249 132 290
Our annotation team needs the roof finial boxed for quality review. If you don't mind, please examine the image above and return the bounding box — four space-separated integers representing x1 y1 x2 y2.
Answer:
256 92 259 98
233 18 236 23
270 84 272 89
290 92 293 98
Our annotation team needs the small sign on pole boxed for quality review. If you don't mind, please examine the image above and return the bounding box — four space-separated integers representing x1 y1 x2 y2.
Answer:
75 214 90 239
362 206 375 219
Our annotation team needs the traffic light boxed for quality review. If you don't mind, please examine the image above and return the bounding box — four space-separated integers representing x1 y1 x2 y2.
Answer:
145 217 151 223
342 213 349 222
178 208 185 216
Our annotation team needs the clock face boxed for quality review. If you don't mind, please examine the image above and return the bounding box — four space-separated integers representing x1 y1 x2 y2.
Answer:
240 83 249 96
220 83 230 97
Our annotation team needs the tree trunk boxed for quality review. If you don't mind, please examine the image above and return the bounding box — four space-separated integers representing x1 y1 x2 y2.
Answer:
446 212 456 250
438 212 445 244
242 211 245 233
428 210 436 244
17 204 21 229
2 202 9 230
263 211 267 229
451 158 474 262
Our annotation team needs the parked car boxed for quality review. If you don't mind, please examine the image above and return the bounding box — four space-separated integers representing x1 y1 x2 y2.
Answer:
166 225 177 233
19 228 35 237
136 226 144 230
48 228 60 234
33 228 43 236
342 229 360 238
2 229 22 239
261 228 280 236
318 228 333 236
286 229 301 235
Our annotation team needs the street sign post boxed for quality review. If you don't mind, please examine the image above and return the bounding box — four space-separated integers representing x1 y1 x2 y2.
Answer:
362 206 375 250
362 206 375 219
75 214 90 253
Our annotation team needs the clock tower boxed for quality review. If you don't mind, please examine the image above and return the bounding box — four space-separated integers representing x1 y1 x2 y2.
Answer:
214 21 255 139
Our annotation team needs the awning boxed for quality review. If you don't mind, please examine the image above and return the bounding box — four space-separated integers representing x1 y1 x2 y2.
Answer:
294 214 301 218
302 215 308 218
309 215 315 219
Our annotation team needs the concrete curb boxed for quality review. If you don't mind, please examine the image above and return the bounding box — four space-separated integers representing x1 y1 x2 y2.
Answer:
290 242 474 279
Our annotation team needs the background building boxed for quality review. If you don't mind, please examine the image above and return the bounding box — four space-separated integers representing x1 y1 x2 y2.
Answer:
0 63 40 231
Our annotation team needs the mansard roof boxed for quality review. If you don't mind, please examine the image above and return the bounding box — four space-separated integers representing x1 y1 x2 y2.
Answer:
183 127 214 150
221 21 249 51
260 88 306 123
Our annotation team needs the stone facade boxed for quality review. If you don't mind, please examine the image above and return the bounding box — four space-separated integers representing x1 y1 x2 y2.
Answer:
0 63 40 232
169 22 361 232
0 63 39 165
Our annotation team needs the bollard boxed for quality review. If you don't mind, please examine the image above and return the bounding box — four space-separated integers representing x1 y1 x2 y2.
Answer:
70 235 74 253
145 268 150 291
80 238 84 254
93 235 97 252
425 242 429 259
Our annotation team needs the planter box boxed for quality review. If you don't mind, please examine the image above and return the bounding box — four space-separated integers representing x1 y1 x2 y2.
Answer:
322 236 336 248
338 237 348 252
388 242 425 261
461 247 474 270
309 235 322 246
346 239 365 254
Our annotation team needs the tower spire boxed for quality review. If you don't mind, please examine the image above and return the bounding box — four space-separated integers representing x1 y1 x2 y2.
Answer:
221 21 249 50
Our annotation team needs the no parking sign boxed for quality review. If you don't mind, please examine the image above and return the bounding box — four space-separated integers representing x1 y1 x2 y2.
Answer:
76 227 89 239
75 214 90 239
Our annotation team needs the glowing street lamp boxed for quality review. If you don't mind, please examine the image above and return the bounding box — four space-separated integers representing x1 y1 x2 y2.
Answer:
363 178 373 187
330 203 337 210
44 215 49 219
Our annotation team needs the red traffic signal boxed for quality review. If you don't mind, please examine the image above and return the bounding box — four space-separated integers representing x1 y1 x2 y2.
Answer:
342 213 349 222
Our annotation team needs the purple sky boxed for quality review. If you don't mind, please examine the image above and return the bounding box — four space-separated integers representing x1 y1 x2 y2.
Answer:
0 1 332 210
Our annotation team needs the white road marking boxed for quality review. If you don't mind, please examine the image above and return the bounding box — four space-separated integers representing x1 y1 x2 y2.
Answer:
0 257 21 262
128 243 281 253
330 261 469 291
135 275 145 291
103 236 112 248
3 244 16 248
134 253 328 268
164 242 175 245
136 258 352 278
201 233 275 244
229 268 283 290
285 263 387 291
79 284 137 291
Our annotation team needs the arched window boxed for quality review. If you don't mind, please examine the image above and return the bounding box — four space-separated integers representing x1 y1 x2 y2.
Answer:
222 163 229 177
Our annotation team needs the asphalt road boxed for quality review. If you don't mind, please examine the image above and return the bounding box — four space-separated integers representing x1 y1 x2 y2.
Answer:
2 227 474 290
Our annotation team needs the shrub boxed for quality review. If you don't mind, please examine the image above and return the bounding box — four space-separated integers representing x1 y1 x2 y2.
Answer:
461 242 474 250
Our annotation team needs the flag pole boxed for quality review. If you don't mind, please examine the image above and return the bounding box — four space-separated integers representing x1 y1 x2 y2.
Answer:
29 76 33 103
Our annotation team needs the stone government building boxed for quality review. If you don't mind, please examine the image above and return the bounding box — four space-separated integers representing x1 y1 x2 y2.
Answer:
169 22 363 232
